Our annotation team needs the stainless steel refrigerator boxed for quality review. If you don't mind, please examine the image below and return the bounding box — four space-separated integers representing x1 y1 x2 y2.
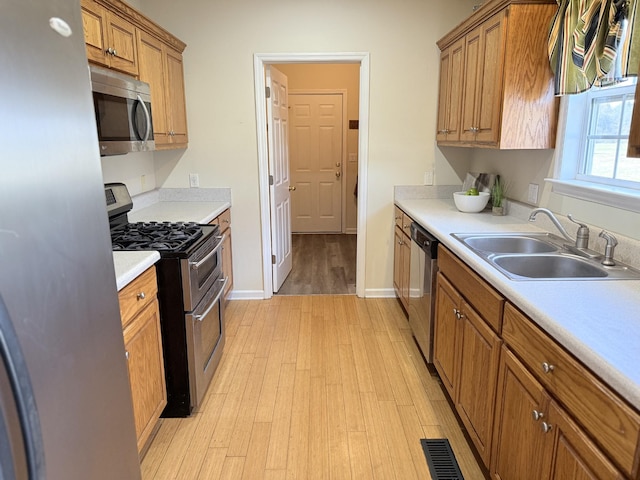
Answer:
0 1 141 478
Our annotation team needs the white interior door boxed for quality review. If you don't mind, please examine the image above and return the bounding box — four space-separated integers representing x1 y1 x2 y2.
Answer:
266 66 292 292
289 93 343 233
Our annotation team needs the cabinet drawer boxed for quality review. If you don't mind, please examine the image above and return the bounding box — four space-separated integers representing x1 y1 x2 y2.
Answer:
118 266 158 329
437 246 504 333
394 206 412 238
503 303 640 478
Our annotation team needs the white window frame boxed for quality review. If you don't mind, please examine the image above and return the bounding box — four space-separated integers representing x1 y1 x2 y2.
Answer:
547 81 640 213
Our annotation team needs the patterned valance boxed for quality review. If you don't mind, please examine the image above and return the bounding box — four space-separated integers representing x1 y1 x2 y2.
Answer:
548 0 639 94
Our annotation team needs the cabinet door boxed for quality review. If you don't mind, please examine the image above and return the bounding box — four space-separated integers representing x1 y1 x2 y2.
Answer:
474 12 505 144
446 39 465 142
491 347 552 480
460 25 482 142
460 12 505 145
80 0 109 67
456 301 501 467
547 401 624 480
165 47 188 146
105 12 138 76
433 273 460 398
137 30 170 146
123 299 167 453
436 46 451 142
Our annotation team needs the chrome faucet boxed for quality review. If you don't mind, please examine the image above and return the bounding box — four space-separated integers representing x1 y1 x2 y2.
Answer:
528 208 590 246
598 230 618 266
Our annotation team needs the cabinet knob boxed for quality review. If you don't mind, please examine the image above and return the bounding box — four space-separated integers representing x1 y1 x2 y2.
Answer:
541 421 553 433
395 215 402 220
532 410 543 421
136 292 146 300
453 308 463 320
113 49 117 56
541 362 555 374
125 350 130 360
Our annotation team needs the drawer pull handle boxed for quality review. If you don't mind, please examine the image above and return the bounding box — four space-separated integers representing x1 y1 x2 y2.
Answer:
541 421 553 433
532 410 543 421
136 292 146 300
542 362 555 374
453 308 463 320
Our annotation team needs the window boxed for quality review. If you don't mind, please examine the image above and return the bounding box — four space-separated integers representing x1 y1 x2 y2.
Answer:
549 78 640 212
579 80 639 188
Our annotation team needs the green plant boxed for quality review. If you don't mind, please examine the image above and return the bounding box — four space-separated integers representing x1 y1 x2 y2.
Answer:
491 176 506 207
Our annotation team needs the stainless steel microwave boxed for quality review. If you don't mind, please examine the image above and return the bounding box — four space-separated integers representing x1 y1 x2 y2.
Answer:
89 65 155 156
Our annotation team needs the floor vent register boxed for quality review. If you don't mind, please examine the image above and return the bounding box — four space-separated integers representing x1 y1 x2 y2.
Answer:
420 438 465 480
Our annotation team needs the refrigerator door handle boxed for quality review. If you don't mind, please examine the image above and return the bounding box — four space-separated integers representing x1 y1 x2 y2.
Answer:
0 295 45 479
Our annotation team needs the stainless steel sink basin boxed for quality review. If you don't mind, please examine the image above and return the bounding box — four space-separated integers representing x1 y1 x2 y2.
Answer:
451 232 640 281
460 234 559 254
492 254 608 279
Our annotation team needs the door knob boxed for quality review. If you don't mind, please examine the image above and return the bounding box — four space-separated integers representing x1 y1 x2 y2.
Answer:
335 171 341 178
288 185 296 191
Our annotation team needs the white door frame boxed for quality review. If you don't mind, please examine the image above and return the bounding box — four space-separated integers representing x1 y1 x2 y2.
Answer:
253 52 370 299
289 89 348 233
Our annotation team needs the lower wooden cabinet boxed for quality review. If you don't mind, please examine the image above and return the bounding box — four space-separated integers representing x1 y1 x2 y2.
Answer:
434 272 501 466
491 347 624 480
118 266 166 455
432 246 638 477
393 206 412 312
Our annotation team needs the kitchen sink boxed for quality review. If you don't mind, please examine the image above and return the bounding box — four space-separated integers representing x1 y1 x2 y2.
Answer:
451 232 640 281
492 254 607 279
457 233 560 254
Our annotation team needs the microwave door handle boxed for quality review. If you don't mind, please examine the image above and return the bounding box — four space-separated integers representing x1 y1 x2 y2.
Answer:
136 94 151 144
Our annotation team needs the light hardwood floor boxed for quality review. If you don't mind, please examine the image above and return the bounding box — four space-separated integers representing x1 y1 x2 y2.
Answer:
141 296 486 479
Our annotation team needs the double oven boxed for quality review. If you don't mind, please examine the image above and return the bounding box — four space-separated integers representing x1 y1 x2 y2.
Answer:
106 183 226 417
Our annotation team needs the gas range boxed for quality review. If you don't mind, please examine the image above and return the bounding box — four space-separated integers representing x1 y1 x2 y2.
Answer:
105 183 226 417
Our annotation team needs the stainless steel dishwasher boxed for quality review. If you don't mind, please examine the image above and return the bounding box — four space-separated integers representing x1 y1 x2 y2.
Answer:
409 222 439 363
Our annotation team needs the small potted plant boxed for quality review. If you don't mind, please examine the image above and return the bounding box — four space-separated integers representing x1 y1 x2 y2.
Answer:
491 176 507 215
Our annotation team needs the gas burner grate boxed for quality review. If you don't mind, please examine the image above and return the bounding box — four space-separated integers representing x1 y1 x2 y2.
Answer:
111 221 204 252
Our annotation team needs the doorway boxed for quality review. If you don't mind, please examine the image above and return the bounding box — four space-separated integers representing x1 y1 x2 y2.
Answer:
253 53 370 299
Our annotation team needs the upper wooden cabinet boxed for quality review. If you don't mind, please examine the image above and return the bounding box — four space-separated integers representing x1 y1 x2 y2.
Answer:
81 0 138 75
81 0 189 150
137 32 189 149
436 0 559 149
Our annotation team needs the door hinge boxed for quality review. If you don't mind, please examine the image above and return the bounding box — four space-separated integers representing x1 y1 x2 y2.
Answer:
272 254 276 264
265 86 271 98
269 175 274 186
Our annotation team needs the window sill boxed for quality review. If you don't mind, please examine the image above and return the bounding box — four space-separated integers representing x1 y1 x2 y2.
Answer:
545 179 640 213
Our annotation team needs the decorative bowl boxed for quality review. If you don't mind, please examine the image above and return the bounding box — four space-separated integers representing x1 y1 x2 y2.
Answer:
453 191 490 213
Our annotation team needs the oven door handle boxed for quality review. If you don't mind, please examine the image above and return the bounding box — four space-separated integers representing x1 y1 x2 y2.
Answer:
193 276 229 322
189 233 226 271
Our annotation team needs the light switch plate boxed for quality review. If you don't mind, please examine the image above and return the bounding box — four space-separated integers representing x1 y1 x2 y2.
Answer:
424 171 434 185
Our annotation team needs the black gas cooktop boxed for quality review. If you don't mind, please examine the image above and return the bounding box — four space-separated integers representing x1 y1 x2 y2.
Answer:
110 221 204 251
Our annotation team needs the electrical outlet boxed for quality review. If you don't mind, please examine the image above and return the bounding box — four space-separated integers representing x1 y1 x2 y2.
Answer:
423 171 434 185
528 183 539 204
140 174 146 190
189 173 199 188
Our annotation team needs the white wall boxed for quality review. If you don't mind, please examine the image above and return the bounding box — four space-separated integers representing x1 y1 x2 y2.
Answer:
134 0 478 295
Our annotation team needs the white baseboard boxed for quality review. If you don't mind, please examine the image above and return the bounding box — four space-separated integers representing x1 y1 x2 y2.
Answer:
227 290 267 300
363 288 396 298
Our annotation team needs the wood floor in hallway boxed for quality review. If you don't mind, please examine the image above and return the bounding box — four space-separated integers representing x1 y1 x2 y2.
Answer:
141 296 486 479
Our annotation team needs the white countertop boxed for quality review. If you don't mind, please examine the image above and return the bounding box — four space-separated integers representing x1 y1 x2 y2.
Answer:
112 199 230 290
113 251 160 291
396 197 640 411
